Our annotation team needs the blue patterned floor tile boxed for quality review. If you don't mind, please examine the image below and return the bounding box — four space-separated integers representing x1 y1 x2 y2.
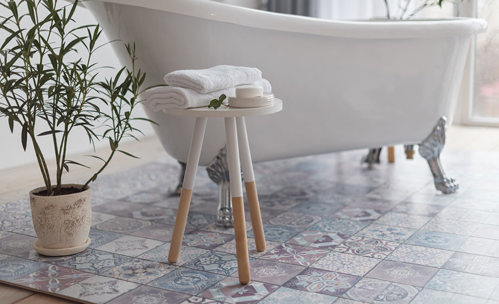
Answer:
201 277 279 303
268 212 321 229
57 275 138 303
51 249 134 275
312 252 381 277
375 212 431 229
180 296 224 303
355 224 416 242
91 212 116 227
139 243 208 266
392 202 445 217
366 260 438 287
248 224 300 242
0 233 37 258
96 235 164 257
88 229 123 248
183 251 239 276
0 256 48 281
334 236 398 259
459 237 499 258
288 230 348 250
421 218 478 236
94 217 151 234
249 259 305 285
108 285 189 304
122 190 173 204
148 268 225 295
93 201 145 218
309 218 369 236
407 230 468 251
291 202 342 216
101 258 175 284
284 268 360 297
426 269 499 298
333 208 383 222
259 287 337 304
333 299 368 304
470 223 499 240
443 252 499 276
130 223 178 242
387 244 453 267
345 278 419 304
261 243 328 266
183 231 234 250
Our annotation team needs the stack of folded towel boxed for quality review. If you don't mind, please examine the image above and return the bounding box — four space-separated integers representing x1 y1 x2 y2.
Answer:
142 65 272 111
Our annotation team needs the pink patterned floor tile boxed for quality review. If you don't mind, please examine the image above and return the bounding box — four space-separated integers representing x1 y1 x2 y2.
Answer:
13 264 93 293
201 277 278 303
334 236 399 259
261 243 328 266
285 268 360 297
249 259 305 285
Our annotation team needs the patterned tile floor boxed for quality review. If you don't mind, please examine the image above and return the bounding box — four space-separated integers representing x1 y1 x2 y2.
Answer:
1 149 499 304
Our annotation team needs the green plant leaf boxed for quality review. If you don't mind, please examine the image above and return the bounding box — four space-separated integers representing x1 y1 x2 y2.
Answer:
21 122 28 151
64 160 90 169
118 149 139 159
8 116 14 133
86 154 106 162
37 130 62 136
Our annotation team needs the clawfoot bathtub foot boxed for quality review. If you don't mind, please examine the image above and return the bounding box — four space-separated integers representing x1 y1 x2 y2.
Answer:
363 148 382 169
418 117 458 194
206 147 234 228
171 161 187 196
404 145 415 159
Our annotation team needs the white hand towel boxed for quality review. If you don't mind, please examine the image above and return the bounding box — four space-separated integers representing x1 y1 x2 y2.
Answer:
142 86 234 111
142 79 272 111
164 65 263 94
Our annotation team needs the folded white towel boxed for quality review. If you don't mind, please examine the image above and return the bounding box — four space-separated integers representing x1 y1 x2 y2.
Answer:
164 65 263 94
143 79 272 111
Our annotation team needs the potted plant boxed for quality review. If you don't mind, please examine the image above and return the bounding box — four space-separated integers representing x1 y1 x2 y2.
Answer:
0 0 150 256
381 0 460 20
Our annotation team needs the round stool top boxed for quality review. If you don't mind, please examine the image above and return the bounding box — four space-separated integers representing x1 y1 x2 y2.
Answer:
163 99 283 118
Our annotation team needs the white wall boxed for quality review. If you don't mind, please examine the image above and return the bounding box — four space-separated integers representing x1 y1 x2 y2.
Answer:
0 4 154 170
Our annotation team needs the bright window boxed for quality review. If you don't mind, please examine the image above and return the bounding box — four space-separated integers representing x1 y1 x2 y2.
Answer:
472 0 499 122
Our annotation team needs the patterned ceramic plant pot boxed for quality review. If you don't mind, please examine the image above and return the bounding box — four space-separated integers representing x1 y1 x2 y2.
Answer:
30 184 92 256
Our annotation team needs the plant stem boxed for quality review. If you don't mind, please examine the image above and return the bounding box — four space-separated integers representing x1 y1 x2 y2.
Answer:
401 0 413 19
31 133 52 192
83 149 115 188
384 0 392 19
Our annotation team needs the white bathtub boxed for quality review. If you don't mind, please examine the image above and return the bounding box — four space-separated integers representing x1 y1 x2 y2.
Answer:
85 0 485 194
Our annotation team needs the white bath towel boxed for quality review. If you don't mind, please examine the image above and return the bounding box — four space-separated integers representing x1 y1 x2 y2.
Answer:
164 65 263 94
143 79 272 111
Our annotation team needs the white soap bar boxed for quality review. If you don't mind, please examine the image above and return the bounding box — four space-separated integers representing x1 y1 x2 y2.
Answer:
236 85 263 98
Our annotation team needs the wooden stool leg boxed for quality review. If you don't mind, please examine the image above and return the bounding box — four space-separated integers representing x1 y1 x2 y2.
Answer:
388 146 395 163
225 117 250 285
168 117 207 263
236 117 265 252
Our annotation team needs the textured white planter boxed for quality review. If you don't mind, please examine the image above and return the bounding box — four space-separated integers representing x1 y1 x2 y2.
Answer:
30 184 92 256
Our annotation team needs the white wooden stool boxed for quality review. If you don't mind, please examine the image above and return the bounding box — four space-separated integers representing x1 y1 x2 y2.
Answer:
165 99 283 284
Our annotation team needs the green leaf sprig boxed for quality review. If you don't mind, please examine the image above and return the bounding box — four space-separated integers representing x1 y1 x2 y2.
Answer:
208 94 226 110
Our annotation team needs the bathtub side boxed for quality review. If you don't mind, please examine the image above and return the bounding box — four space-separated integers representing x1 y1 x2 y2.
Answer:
87 0 486 39
86 1 479 165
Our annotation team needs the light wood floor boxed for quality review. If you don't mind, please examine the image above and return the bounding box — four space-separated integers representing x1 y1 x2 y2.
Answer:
1 125 498 303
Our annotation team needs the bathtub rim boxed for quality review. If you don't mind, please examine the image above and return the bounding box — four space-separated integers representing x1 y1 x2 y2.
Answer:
82 0 487 39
